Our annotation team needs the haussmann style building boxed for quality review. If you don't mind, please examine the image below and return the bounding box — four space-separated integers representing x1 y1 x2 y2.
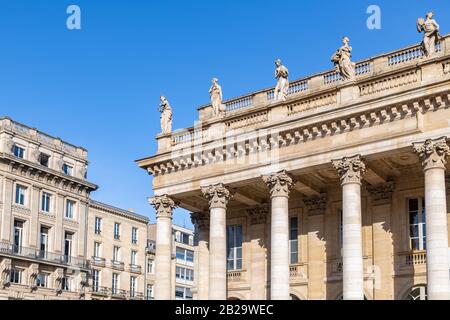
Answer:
137 23 450 300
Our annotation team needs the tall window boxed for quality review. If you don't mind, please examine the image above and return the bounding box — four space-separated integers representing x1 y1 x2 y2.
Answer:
112 273 119 294
130 276 137 297
61 277 71 291
40 226 49 257
41 192 51 213
175 247 194 263
409 198 426 251
113 246 120 262
13 145 25 159
10 268 22 284
146 284 154 300
94 242 101 258
65 200 75 219
39 153 50 167
131 250 137 265
92 270 100 292
64 232 73 262
131 227 138 244
227 225 243 270
289 217 299 264
338 209 343 250
114 223 120 240
15 185 26 206
13 220 24 253
63 164 73 176
147 259 154 274
94 217 102 235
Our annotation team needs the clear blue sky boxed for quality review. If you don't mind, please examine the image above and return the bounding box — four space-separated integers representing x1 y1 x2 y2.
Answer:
0 0 449 228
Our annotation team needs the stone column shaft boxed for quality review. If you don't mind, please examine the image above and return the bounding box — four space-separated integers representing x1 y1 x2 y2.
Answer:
149 195 177 300
191 212 210 300
414 137 450 300
332 155 366 300
263 170 293 300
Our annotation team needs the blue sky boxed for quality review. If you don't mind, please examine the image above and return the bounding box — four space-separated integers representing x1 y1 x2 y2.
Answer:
0 0 449 228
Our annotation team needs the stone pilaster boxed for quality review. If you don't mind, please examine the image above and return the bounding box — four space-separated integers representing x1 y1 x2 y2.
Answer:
332 155 366 300
201 183 231 300
247 205 268 300
149 194 177 300
413 137 450 300
262 170 293 300
191 212 210 300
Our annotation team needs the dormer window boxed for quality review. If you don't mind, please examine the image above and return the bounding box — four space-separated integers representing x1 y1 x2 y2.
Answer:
13 145 25 159
63 164 74 176
39 153 50 167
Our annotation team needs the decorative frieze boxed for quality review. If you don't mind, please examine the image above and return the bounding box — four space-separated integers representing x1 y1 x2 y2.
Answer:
201 183 231 209
247 205 269 225
303 193 327 216
332 155 366 185
262 170 294 198
149 194 177 219
359 71 418 97
413 137 450 171
225 110 269 130
190 212 210 230
287 92 337 116
367 181 394 205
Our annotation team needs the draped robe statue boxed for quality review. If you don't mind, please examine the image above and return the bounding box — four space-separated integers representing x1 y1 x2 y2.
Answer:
158 96 172 134
331 37 355 80
274 59 289 101
417 12 440 57
209 78 225 116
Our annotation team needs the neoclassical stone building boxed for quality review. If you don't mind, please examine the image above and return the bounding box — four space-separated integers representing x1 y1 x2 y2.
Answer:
137 31 450 300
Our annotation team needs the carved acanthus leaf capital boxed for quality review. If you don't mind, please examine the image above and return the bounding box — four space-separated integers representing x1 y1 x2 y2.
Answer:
191 212 210 230
247 205 269 225
262 170 294 198
332 155 366 185
413 137 450 171
367 182 394 205
201 184 231 209
304 193 327 216
149 195 177 219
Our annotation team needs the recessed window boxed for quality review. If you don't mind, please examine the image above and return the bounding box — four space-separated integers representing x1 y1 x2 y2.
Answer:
92 270 100 292
65 200 75 219
94 217 102 235
147 259 154 274
289 217 299 264
113 246 120 262
130 276 137 297
114 223 120 240
176 247 194 263
63 164 73 176
175 286 193 300
131 227 138 244
112 273 119 295
39 153 50 167
10 268 22 284
176 266 194 281
227 225 243 270
41 192 51 213
94 242 101 258
36 274 48 288
62 277 71 291
13 145 25 159
15 185 27 206
131 250 137 265
146 284 154 300
408 198 426 251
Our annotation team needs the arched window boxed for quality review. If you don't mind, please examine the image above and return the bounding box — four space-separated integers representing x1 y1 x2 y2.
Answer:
290 294 300 300
405 285 427 300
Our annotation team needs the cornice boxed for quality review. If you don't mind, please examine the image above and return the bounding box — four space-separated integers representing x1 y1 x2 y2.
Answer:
89 200 149 224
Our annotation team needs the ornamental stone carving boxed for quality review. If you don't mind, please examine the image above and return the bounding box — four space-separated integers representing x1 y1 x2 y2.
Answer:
413 137 450 170
201 183 231 209
331 36 355 80
262 170 294 198
79 272 88 298
417 12 440 57
367 182 394 206
54 268 64 294
28 263 39 291
191 212 210 230
247 205 268 225
0 258 12 288
304 193 327 216
332 155 366 185
149 194 177 219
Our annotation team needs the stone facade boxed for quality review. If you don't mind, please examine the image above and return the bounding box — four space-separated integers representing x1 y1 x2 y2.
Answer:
137 34 450 300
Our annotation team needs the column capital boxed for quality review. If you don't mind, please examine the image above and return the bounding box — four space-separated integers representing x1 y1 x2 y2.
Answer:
191 212 210 230
201 183 231 209
332 155 366 185
247 205 269 225
149 194 177 219
262 170 294 198
367 181 394 206
304 193 327 216
413 137 450 171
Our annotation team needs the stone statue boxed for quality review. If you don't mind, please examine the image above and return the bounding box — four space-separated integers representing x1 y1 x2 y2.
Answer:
331 37 356 80
417 12 440 57
158 96 173 134
274 59 289 101
209 78 225 116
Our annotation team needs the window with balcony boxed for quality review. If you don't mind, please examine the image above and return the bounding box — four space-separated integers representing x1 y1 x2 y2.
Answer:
10 268 22 284
36 274 48 288
113 246 120 262
131 250 137 266
39 226 49 258
63 164 73 176
114 223 120 240
289 217 299 264
130 276 137 297
409 198 426 251
131 227 138 244
41 192 51 213
227 225 243 271
94 242 101 258
176 247 194 263
13 145 25 159
13 220 24 254
15 185 27 206
65 200 75 219
112 273 119 295
94 217 102 235
64 232 73 263
39 153 50 167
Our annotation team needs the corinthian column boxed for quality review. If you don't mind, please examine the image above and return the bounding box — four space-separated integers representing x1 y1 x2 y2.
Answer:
149 194 177 300
201 183 231 300
413 137 450 300
262 170 293 300
191 212 210 300
332 155 366 300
